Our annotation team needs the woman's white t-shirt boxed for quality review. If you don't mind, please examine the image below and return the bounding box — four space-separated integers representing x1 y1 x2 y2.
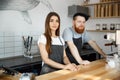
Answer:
38 34 65 46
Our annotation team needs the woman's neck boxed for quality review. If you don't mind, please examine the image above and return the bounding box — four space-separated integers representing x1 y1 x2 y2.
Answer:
51 30 57 37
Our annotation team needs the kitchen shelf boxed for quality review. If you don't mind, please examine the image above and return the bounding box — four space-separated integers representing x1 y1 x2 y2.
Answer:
90 16 120 19
86 30 116 32
82 1 120 6
81 0 120 18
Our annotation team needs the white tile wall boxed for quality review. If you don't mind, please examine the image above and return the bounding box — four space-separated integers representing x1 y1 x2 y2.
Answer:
14 47 23 52
14 52 23 56
0 37 4 42
14 42 23 47
0 43 4 48
0 49 4 54
0 52 4 58
0 32 40 59
5 48 14 53
4 53 15 57
0 32 4 36
4 37 14 42
14 36 23 42
4 42 14 48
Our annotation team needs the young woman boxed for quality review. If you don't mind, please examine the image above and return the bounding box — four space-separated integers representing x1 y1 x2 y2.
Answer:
38 12 79 74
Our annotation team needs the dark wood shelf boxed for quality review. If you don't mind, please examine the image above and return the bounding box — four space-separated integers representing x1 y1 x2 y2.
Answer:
82 1 120 6
81 1 120 18
86 30 116 32
90 16 120 19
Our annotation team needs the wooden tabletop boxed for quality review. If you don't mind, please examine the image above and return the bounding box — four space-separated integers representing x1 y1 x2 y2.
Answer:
36 59 120 80
0 73 20 80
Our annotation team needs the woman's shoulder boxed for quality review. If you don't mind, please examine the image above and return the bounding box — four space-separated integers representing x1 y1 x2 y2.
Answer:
38 34 46 45
38 34 46 41
59 35 65 44
40 34 46 38
59 35 64 39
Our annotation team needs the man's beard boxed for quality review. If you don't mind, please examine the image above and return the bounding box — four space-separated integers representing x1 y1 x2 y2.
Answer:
74 25 85 34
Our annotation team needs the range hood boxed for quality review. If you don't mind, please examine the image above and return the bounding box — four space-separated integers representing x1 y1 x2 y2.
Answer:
68 5 89 17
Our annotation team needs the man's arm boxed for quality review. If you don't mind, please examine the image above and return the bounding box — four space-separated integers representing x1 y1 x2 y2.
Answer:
67 41 90 64
88 40 107 58
63 28 90 65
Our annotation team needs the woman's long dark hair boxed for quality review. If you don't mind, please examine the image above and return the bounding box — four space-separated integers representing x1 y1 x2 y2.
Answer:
44 12 60 54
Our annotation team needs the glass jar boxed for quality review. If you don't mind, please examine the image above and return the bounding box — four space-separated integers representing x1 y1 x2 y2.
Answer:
102 24 107 30
116 24 120 30
110 24 115 30
96 24 100 30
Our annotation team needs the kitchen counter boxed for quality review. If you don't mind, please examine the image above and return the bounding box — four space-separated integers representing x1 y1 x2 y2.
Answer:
0 54 42 75
0 49 99 76
0 55 42 68
36 59 120 80
0 49 98 68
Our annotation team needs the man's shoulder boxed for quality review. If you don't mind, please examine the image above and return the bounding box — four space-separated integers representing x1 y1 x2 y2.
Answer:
63 27 72 33
64 27 71 30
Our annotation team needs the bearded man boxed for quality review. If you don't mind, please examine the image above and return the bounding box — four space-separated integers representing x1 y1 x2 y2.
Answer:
62 13 106 65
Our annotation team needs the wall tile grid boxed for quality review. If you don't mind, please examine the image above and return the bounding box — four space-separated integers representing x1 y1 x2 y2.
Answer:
0 32 40 59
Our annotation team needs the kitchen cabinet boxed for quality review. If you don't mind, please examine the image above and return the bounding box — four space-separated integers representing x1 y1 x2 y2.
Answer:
0 56 42 75
82 0 120 18
11 61 42 75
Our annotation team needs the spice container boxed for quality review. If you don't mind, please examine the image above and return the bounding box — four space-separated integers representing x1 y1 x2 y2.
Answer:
102 24 107 30
110 24 115 30
116 24 120 30
96 24 100 30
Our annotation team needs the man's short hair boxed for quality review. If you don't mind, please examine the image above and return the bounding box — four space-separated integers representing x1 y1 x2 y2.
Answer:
73 13 90 21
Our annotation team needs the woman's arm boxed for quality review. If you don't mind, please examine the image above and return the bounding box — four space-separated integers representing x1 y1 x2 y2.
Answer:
38 43 79 71
39 43 65 69
63 50 71 64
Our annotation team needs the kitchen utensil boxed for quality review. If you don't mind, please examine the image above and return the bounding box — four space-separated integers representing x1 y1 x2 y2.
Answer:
29 37 33 52
22 36 33 58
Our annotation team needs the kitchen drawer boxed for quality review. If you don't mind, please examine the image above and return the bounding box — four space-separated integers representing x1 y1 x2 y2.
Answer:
11 61 42 75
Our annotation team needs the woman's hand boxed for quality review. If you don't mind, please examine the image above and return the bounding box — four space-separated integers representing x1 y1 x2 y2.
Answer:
63 63 79 71
80 60 90 65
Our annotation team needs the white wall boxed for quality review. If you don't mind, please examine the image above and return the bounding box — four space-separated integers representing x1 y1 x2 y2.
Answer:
0 0 82 58
0 0 82 33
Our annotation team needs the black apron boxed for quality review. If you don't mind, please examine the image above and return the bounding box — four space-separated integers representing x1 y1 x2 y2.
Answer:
66 28 82 65
40 37 64 74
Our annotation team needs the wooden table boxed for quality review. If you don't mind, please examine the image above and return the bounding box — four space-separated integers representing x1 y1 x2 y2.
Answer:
0 73 20 80
36 59 120 80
